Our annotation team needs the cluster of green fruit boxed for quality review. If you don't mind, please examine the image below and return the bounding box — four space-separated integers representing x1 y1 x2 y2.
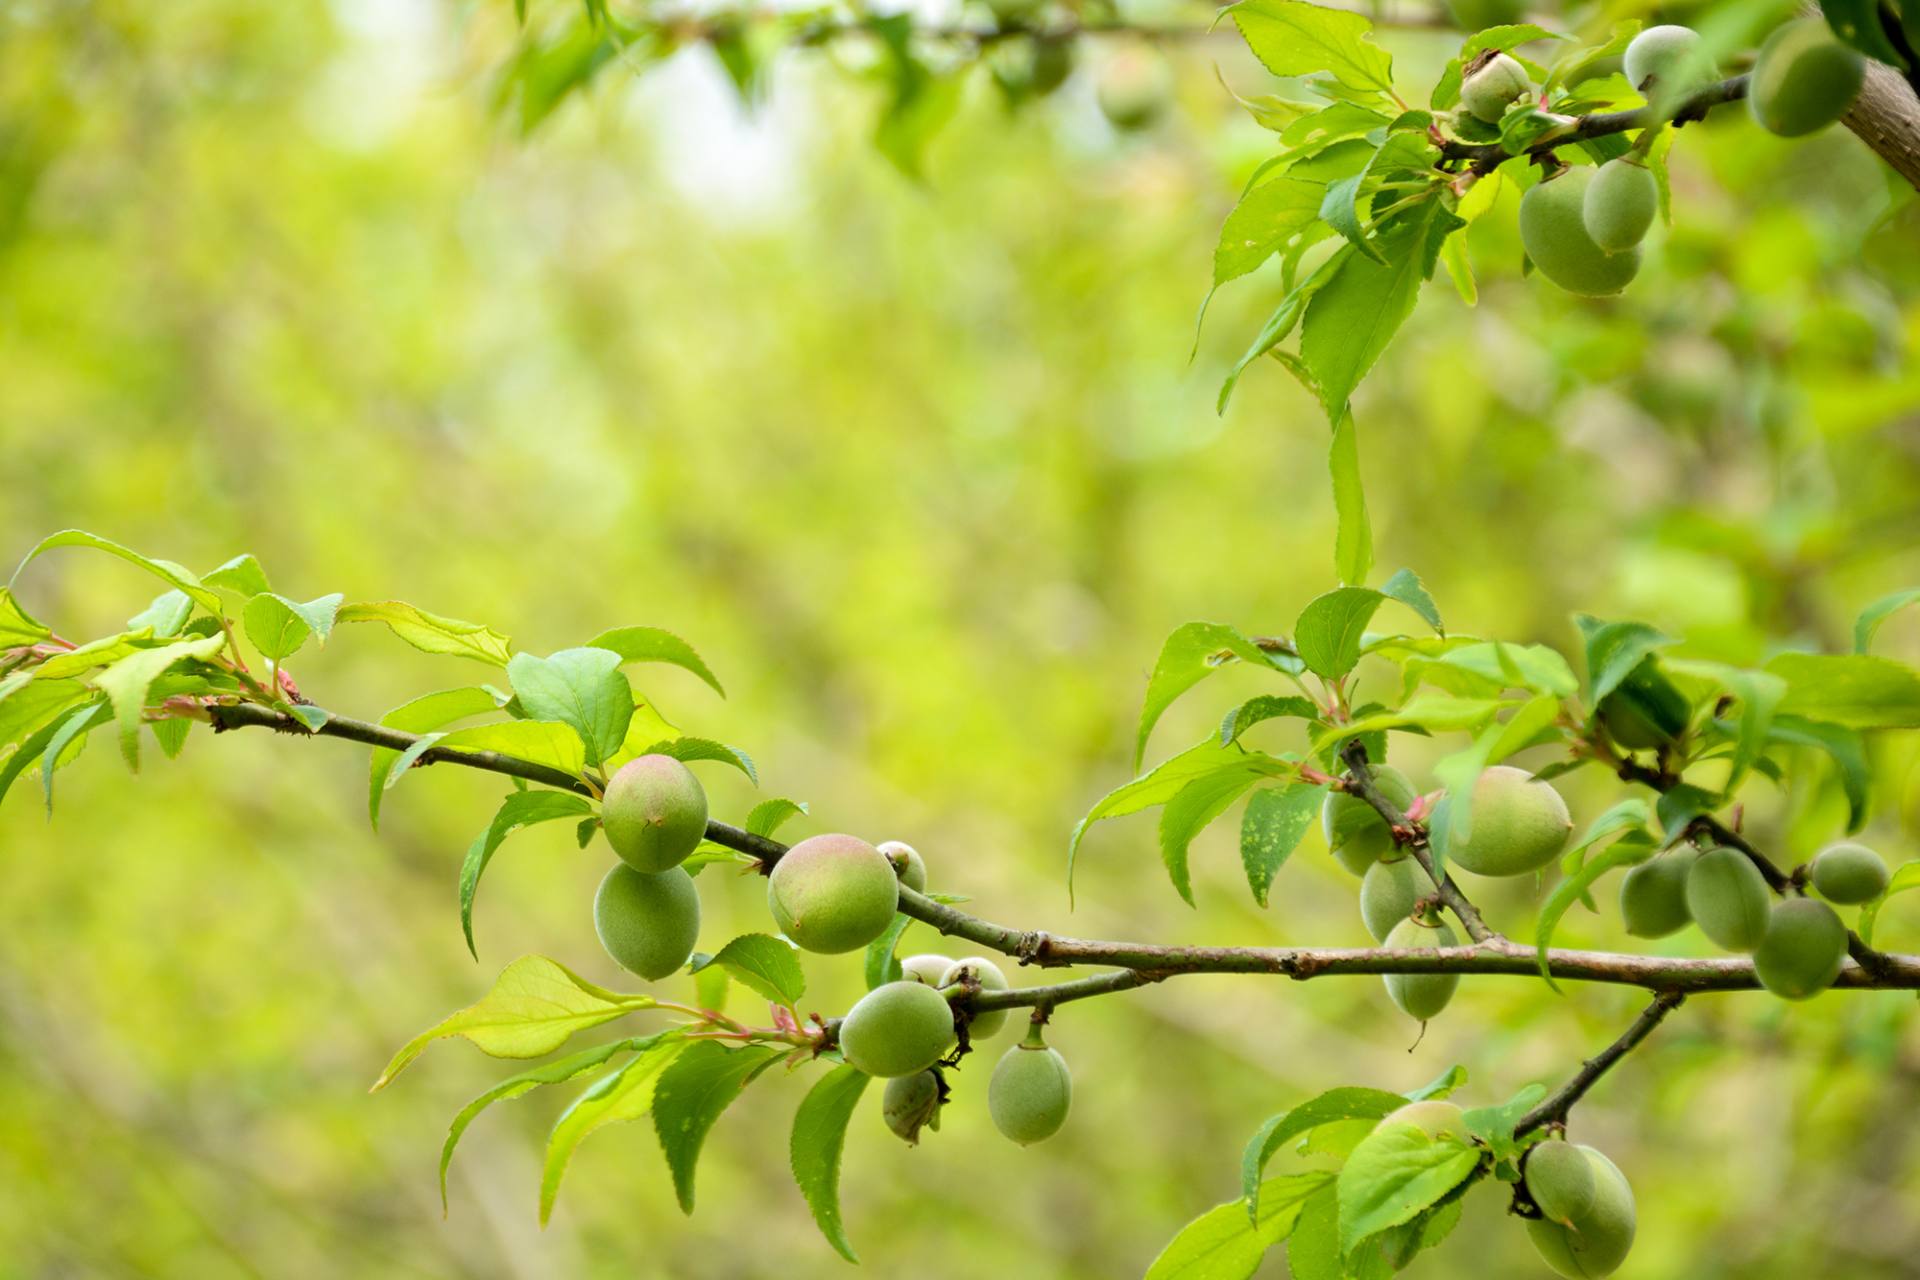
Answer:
588 759 1070 1147
1621 840 1887 998
1325 764 1573 1020
1470 19 1865 298
974 0 1172 131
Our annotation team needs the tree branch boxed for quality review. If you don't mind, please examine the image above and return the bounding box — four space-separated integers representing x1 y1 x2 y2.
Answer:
1440 76 1751 172
1338 738 1499 944
1516 991 1685 1135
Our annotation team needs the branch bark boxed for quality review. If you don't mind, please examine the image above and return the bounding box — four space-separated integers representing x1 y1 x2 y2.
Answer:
1515 992 1685 1135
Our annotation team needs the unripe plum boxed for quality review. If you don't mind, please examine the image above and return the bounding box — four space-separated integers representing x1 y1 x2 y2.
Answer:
1461 53 1533 123
1526 1146 1636 1278
1361 855 1435 942
601 754 708 873
1582 159 1658 254
1685 847 1772 952
1596 668 1689 749
1618 851 1695 938
1382 1099 1469 1141
899 953 956 986
1624 25 1713 98
1525 1140 1597 1226
839 981 957 1077
877 839 928 893
1383 916 1461 1021
1432 765 1572 877
988 1031 1072 1145
767 834 900 954
1323 765 1419 875
882 1069 943 1145
593 863 701 981
1810 841 1889 904
1748 19 1864 137
1519 168 1643 298
939 956 1013 1039
1096 48 1173 131
1753 898 1847 1000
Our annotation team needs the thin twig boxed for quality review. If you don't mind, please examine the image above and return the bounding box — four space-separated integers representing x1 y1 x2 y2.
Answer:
1339 739 1499 944
1516 991 1686 1135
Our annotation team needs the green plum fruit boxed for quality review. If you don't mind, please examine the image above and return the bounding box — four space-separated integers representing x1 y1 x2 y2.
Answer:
989 1029 1072 1145
1432 765 1573 877
1619 851 1695 938
1596 664 1690 749
839 981 957 1077
767 833 900 954
1526 1146 1636 1278
1624 25 1713 100
593 864 701 981
1383 917 1461 1021
1753 898 1848 1000
1811 841 1889 904
882 1069 943 1145
1748 19 1864 137
1685 847 1772 952
1096 48 1172 131
1361 855 1435 942
1519 168 1643 298
899 953 956 986
939 956 1013 1039
601 754 708 873
1525 1140 1598 1226
1324 765 1419 875
877 839 928 893
1461 52 1533 123
1582 158 1658 253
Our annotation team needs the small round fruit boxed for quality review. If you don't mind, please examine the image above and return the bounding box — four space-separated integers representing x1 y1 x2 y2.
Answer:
1597 669 1689 750
839 981 957 1077
593 864 701 981
939 956 1013 1039
1519 168 1643 298
1029 38 1073 95
1748 19 1864 137
1461 52 1532 123
1324 765 1419 874
767 834 900 954
899 953 956 986
1525 1140 1598 1226
1753 898 1848 1000
1619 852 1695 939
1382 1099 1469 1141
877 840 928 893
989 1032 1072 1145
1432 765 1573 877
1685 847 1773 953
1382 917 1461 1021
1361 856 1435 943
1096 47 1172 131
882 1069 943 1145
1582 158 1658 253
1624 24 1712 98
1526 1146 1636 1278
601 754 708 873
1811 841 1890 904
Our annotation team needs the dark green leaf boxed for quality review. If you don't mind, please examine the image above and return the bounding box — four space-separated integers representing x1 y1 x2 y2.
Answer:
368 687 499 828
1336 1117 1482 1256
699 933 805 1006
1380 568 1442 634
1294 586 1386 680
789 1065 872 1263
746 796 809 837
1240 783 1325 907
1242 1086 1404 1218
640 735 758 783
92 634 228 769
863 914 911 990
540 1035 688 1223
10 529 221 612
652 1041 786 1213
1161 762 1276 904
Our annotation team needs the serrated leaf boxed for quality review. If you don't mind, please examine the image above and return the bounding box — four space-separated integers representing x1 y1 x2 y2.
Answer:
0 586 53 647
1242 1087 1404 1219
1161 762 1276 904
202 554 272 596
746 796 808 837
1379 569 1442 634
438 719 587 778
1240 783 1325 907
337 600 513 666
1768 716 1869 832
586 625 725 697
1766 652 1920 729
698 933 805 1006
373 955 655 1090
540 1034 688 1223
39 701 107 812
1136 622 1286 767
863 914 911 990
790 1064 872 1263
1220 695 1322 745
368 687 499 828
10 530 222 612
242 592 344 661
150 717 191 758
1218 245 1350 413
92 634 227 770
507 647 634 768
1330 412 1372 586
640 736 757 783
1295 586 1387 680
1232 0 1395 94
0 691 102 811
1147 1171 1332 1280
1336 1119 1481 1256
459 790 597 957
1214 176 1327 287
652 1041 786 1213
1574 616 1673 702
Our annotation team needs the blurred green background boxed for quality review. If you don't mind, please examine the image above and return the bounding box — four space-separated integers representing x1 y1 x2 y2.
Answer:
4 0 1920 1276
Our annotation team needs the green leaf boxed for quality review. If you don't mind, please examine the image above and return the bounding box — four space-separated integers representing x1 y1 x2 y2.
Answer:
337 600 513 666
652 1041 786 1213
1285 1184 1346 1280
1379 568 1442 634
1231 0 1395 94
1161 762 1277 904
1854 587 1920 655
201 553 272 596
373 955 654 1090
0 693 103 810
0 675 90 749
587 625 725 696
368 687 499 828
1214 177 1327 287
1329 413 1372 586
1147 1172 1333 1280
10 529 222 612
1136 622 1286 767
1217 245 1349 413
1295 586 1386 680
127 589 192 638
0 586 53 647
39 701 109 812
241 592 343 661
790 1064 872 1263
1242 1086 1404 1219
1858 859 1920 946
92 634 228 770
1240 783 1326 907
1220 695 1322 745
699 933 805 1006
863 914 912 990
459 790 597 957
1766 652 1920 729
1822 0 1908 69
1335 1117 1482 1256
440 1033 662 1210
1665 660 1785 791
437 719 588 778
1575 616 1673 701
1462 1083 1546 1161
31 631 161 681
1767 716 1870 833
540 1034 688 1223
639 735 758 783
1535 814 1656 992
507 647 634 768
746 796 809 837
150 717 191 759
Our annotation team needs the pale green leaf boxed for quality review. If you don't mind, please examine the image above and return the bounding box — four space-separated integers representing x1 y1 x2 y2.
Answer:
10 529 222 612
368 687 500 828
540 1035 688 1223
507 646 634 768
1240 782 1325 907
1136 622 1285 768
91 634 227 769
586 625 725 696
1146 1171 1333 1280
